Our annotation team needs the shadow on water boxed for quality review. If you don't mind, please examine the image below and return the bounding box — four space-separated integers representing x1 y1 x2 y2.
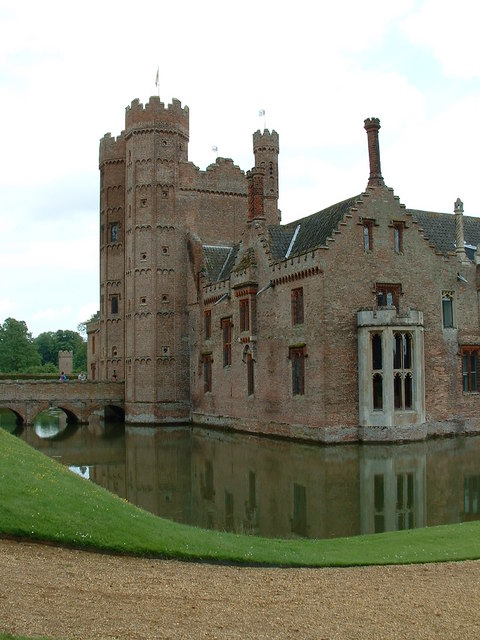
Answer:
4 408 480 541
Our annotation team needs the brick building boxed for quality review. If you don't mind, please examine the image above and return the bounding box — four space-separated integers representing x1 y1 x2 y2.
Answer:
88 95 480 442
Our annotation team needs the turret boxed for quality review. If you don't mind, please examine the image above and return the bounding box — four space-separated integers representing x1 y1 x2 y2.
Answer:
253 129 280 224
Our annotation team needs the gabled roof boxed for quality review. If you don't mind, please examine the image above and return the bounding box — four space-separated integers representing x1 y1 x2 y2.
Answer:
409 209 480 258
268 195 360 260
202 245 239 283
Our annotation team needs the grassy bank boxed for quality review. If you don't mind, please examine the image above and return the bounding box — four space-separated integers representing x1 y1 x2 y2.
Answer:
1 426 479 567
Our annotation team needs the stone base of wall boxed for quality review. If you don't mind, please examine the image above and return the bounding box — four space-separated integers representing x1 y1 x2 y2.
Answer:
192 412 480 444
191 412 359 444
125 401 190 424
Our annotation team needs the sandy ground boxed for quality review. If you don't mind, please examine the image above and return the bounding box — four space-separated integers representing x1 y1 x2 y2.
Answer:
1 539 480 640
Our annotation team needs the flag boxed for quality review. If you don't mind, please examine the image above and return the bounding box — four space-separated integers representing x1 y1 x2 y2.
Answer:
155 67 159 88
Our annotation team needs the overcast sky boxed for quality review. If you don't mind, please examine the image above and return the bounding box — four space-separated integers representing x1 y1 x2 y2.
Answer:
2 0 480 337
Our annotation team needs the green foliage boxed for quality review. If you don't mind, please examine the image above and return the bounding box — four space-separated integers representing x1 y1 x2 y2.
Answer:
77 311 99 338
34 329 87 371
1 427 480 567
0 318 41 373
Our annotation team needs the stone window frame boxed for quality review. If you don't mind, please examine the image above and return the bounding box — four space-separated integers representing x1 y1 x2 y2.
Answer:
221 317 232 367
461 346 480 393
110 295 119 315
442 291 454 329
204 309 212 339
363 219 374 252
291 287 304 325
289 345 306 396
393 221 405 254
247 351 254 396
376 283 401 309
239 298 249 332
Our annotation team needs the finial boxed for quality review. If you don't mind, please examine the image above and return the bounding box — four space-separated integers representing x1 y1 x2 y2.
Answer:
454 198 463 214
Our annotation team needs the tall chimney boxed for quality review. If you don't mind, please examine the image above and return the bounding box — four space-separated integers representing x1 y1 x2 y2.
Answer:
364 117 384 187
247 167 265 221
455 197 467 260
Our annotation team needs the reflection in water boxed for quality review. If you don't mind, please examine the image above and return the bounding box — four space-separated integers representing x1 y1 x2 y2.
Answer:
3 408 480 540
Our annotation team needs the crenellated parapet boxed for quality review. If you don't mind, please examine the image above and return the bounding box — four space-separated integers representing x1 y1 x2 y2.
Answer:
252 129 279 153
99 132 126 166
125 96 189 140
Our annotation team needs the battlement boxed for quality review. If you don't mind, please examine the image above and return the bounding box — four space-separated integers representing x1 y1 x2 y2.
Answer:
253 129 279 152
99 132 126 165
125 96 189 139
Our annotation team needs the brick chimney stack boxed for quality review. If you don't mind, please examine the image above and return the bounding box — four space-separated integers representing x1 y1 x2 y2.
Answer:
247 167 265 221
364 117 384 187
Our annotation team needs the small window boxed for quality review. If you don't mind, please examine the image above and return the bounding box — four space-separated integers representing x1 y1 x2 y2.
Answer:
110 223 119 242
291 288 304 325
162 246 169 255
376 283 401 309
222 318 232 367
141 252 147 261
289 346 306 395
393 222 404 253
141 198 147 208
442 292 454 328
162 346 170 356
462 347 480 393
161 294 169 303
363 220 374 252
140 297 146 305
204 309 212 339
111 296 119 314
247 352 254 396
239 299 249 332
203 354 213 392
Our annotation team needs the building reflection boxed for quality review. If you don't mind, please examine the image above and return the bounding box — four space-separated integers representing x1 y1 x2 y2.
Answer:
7 409 480 540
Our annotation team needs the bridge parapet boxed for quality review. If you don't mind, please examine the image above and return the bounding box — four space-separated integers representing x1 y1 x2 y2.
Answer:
0 380 125 425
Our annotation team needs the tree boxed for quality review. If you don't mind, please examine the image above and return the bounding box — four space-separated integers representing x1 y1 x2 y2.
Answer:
35 329 87 372
0 318 41 373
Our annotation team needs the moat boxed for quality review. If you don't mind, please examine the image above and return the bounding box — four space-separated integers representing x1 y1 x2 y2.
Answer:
2 408 480 540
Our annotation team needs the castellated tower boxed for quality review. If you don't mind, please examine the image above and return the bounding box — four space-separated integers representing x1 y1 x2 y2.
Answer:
96 95 280 424
253 129 280 224
99 131 126 382
123 97 190 422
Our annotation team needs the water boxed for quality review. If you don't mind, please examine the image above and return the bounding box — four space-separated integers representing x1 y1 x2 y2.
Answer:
2 408 480 539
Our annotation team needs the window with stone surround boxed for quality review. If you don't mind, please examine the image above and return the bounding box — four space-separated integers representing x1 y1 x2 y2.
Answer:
247 352 254 396
376 283 401 309
291 287 304 325
111 295 119 314
363 220 374 252
461 347 480 392
221 318 232 367
289 345 306 395
239 298 249 332
204 309 211 339
442 292 454 328
393 222 404 254
393 332 413 410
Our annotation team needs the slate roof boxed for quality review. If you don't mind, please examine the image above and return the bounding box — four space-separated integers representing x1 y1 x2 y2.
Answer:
268 195 360 260
202 245 239 283
409 209 480 258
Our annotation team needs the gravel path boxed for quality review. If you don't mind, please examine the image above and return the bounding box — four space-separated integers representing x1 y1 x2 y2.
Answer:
1 539 480 639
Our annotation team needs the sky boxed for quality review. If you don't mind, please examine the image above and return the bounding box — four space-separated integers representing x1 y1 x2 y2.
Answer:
2 0 480 337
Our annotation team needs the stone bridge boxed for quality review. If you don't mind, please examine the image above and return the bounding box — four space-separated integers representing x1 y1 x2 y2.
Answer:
0 380 125 425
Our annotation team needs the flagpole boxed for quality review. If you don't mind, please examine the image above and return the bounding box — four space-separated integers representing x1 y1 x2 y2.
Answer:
155 66 160 97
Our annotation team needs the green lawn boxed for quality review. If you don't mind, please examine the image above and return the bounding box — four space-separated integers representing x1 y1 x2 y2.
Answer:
1 426 479 567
